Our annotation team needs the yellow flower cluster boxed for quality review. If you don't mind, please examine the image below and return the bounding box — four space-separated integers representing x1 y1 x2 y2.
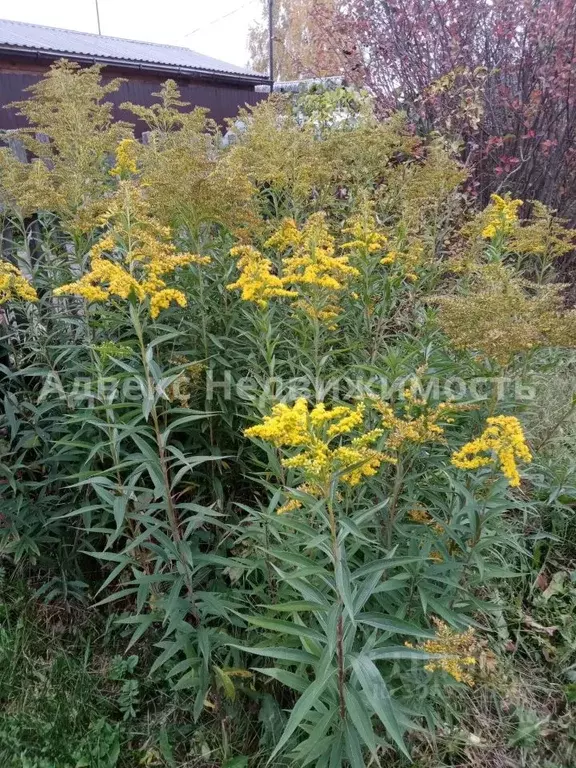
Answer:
372 392 468 452
508 201 576 260
278 213 360 292
408 507 445 536
109 138 139 178
56 255 144 304
451 415 532 487
54 184 210 318
149 288 187 318
481 193 522 239
341 203 387 255
309 400 366 437
408 619 477 686
246 397 310 446
0 259 38 304
229 214 360 325
264 217 302 252
276 498 303 516
380 239 424 282
244 398 395 492
227 246 296 308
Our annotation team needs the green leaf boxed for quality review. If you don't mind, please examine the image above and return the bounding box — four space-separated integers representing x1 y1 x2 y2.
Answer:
344 720 365 768
258 601 328 613
345 684 377 755
222 758 249 768
368 645 435 661
358 612 435 639
269 669 335 761
158 726 176 767
335 548 355 624
352 557 424 581
244 615 325 643
214 664 236 701
228 644 318 664
351 654 409 758
252 668 309 693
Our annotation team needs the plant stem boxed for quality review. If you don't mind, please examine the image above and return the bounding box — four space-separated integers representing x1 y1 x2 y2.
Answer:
313 315 321 399
326 489 346 722
197 265 216 453
336 612 346 720
386 457 404 549
133 308 200 625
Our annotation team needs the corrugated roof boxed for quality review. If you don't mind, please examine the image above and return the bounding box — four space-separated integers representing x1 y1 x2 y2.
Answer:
0 17 266 81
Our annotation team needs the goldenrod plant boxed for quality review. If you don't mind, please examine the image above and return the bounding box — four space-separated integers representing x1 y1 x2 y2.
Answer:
0 259 38 304
1 63 576 767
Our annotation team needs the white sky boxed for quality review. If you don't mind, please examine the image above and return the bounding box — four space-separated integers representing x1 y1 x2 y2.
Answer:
0 0 264 69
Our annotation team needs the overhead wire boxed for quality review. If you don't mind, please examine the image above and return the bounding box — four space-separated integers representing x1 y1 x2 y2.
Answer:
172 0 260 44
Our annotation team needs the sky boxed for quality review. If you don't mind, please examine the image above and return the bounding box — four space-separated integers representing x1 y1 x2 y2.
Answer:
0 0 264 69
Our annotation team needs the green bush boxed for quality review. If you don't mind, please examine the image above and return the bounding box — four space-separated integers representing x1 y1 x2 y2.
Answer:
1 62 575 766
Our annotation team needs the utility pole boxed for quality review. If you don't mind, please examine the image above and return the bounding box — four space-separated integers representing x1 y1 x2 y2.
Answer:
268 0 274 89
95 0 102 35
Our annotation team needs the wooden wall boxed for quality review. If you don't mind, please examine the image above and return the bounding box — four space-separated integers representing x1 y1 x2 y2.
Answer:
0 58 265 135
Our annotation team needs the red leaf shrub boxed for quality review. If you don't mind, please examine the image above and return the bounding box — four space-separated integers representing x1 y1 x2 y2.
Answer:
315 0 576 217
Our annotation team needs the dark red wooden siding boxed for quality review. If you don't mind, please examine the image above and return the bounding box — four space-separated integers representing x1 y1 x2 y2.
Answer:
0 58 265 134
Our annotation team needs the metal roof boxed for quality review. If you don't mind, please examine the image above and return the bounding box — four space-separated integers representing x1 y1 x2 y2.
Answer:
0 17 267 82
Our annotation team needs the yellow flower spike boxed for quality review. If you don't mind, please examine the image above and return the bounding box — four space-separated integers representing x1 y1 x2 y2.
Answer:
341 203 387 255
451 415 532 487
372 397 470 452
227 245 296 308
244 398 310 447
245 399 394 495
54 260 145 303
110 138 139 178
241 213 362 326
0 259 38 304
409 619 477 686
380 252 397 266
53 184 208 318
380 239 424 279
433 263 576 364
408 508 432 524
276 498 303 516
149 288 187 319
481 193 523 239
266 213 360 326
264 218 302 252
325 403 365 438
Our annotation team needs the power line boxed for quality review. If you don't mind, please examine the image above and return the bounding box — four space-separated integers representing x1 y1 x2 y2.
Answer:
173 0 260 44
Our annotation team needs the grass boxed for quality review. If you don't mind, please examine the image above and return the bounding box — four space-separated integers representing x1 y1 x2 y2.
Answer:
0 581 129 768
0 580 266 768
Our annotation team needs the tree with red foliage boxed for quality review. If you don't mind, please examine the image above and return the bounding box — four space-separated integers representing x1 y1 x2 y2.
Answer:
313 0 576 217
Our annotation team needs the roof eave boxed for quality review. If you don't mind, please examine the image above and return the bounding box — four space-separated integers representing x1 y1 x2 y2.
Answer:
0 44 270 86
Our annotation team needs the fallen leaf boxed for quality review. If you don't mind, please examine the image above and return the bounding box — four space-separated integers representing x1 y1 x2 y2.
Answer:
535 569 549 592
522 615 558 636
542 571 567 601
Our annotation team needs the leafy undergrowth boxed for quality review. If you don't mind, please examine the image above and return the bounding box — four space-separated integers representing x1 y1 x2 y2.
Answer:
0 581 274 768
2 562 574 768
